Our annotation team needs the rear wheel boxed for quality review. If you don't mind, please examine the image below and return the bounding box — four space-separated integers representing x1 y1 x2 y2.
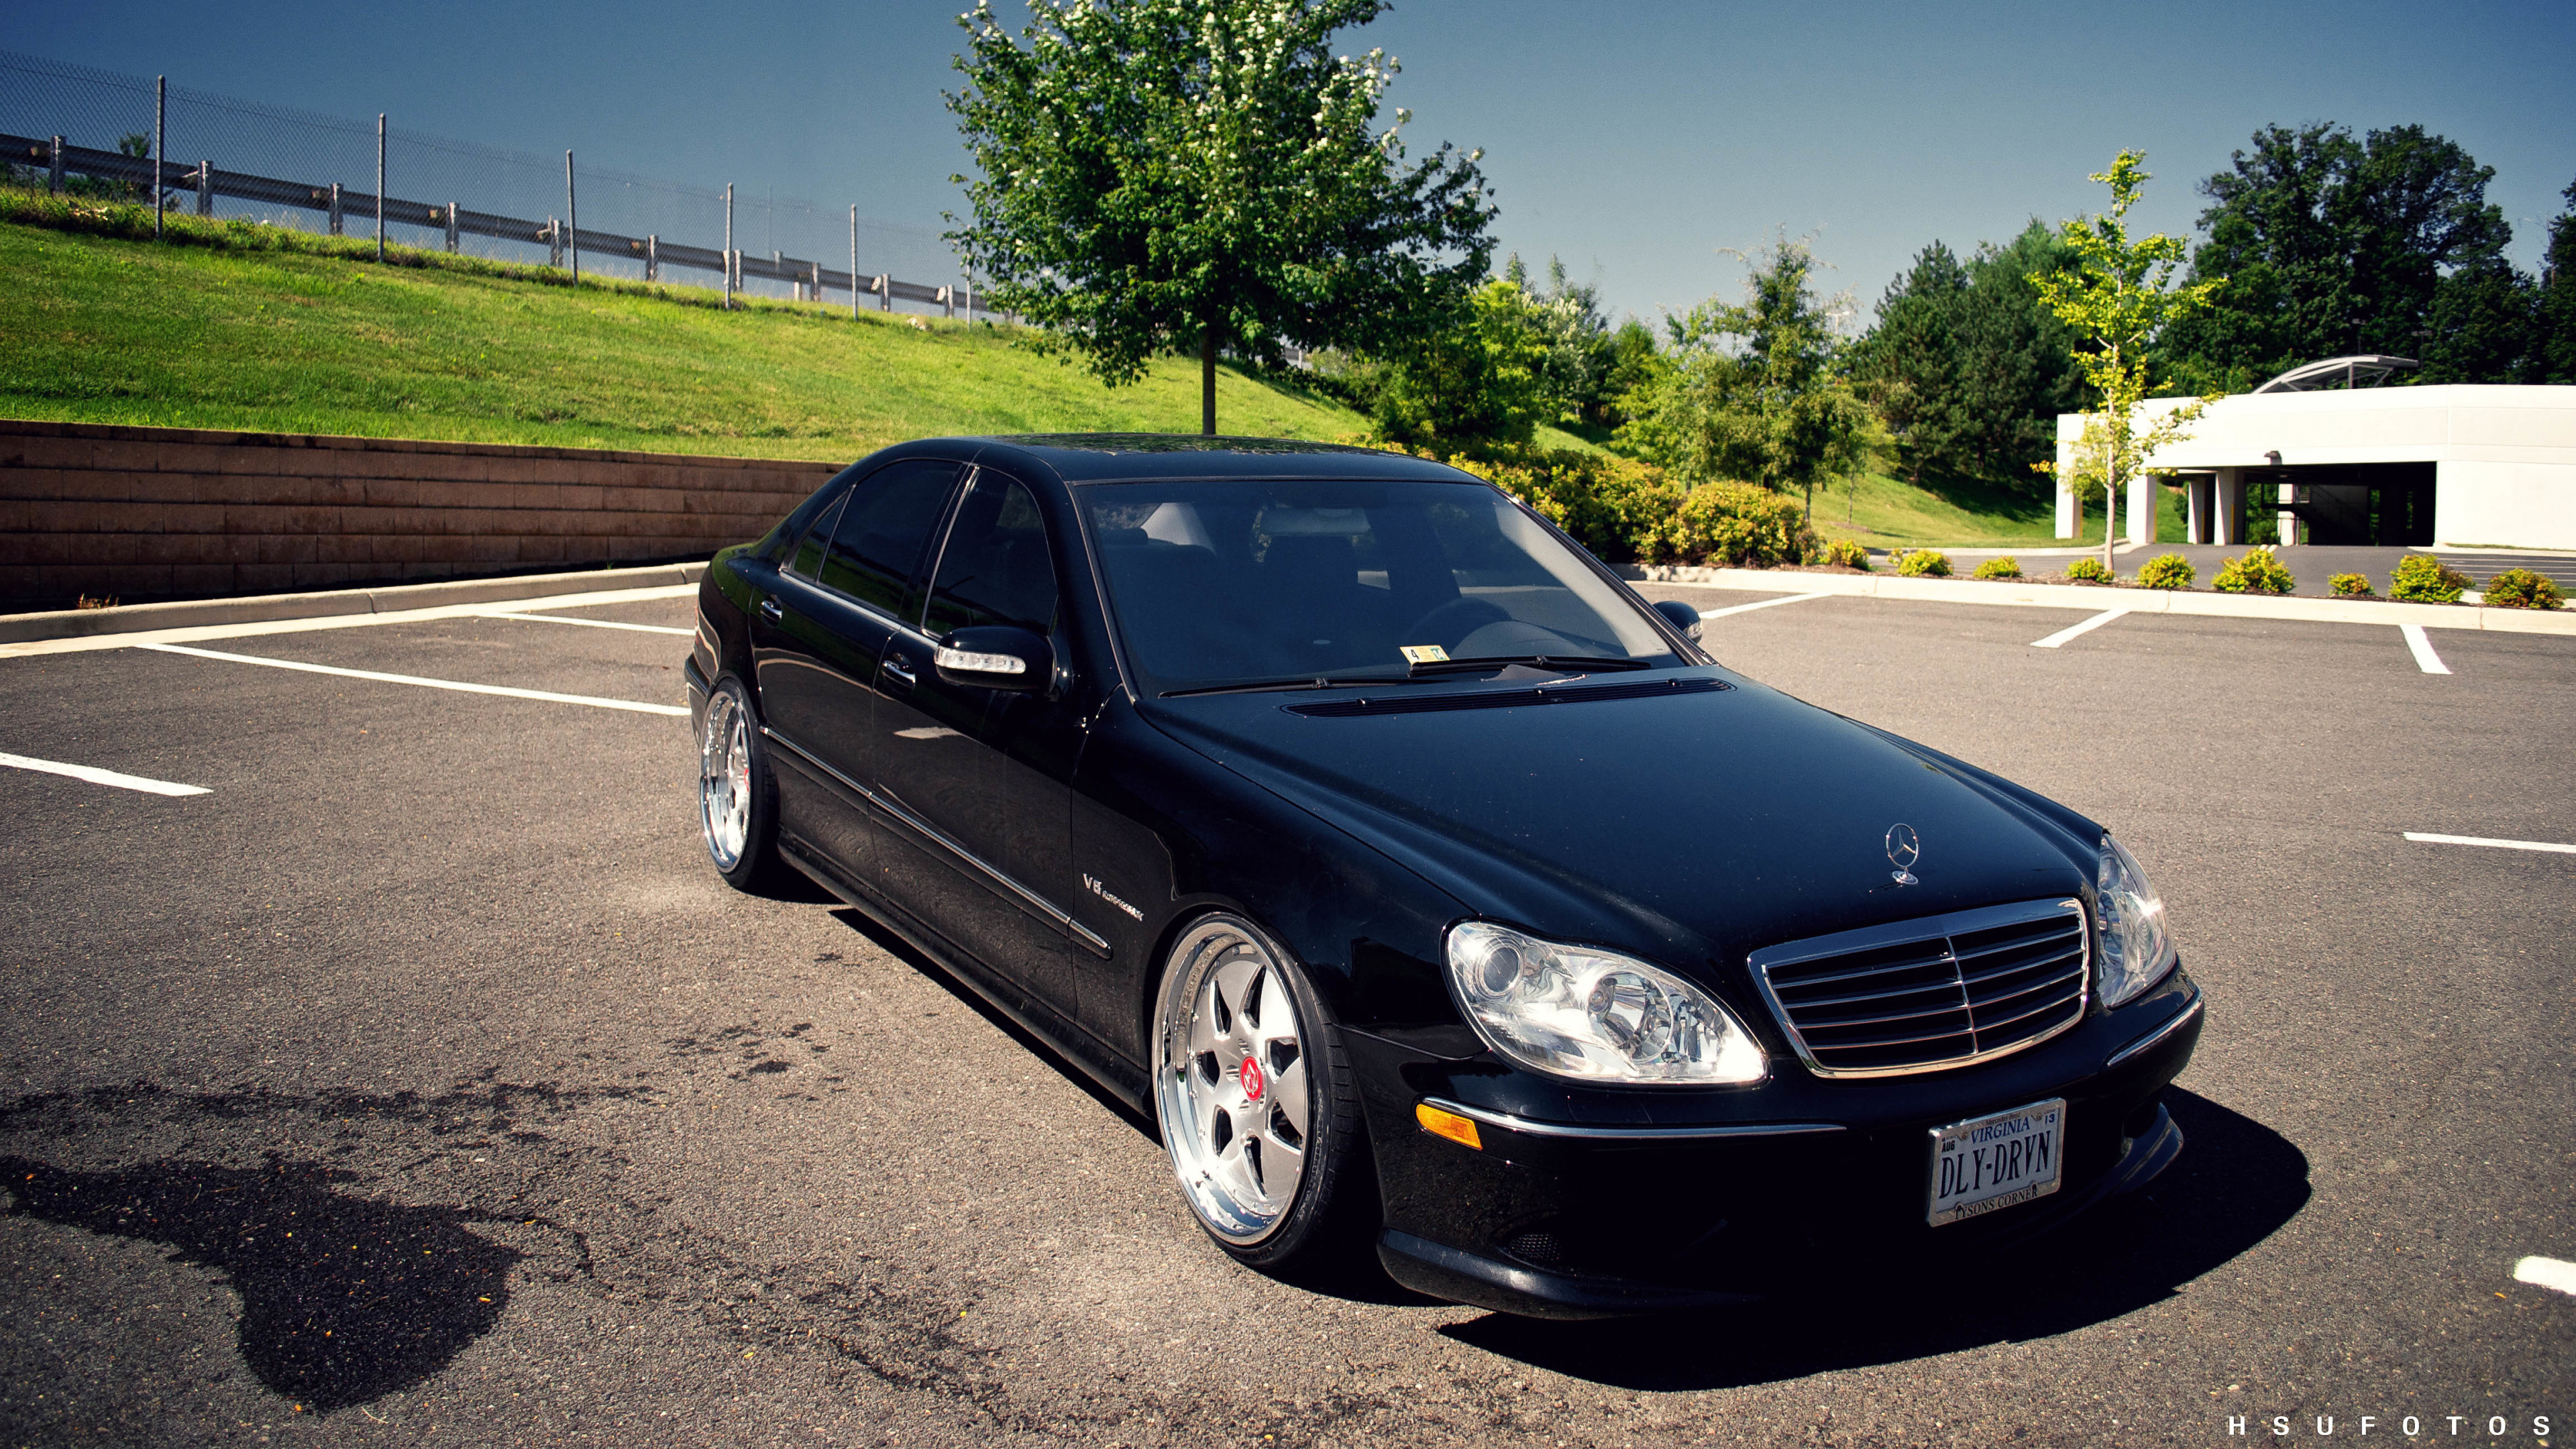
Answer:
698 674 783 892
1152 914 1366 1267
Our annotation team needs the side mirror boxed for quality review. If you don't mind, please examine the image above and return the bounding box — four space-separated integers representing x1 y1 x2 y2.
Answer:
1651 598 1705 641
932 625 1051 692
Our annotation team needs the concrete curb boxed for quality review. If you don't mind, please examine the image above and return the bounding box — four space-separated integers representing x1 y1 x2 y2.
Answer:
0 562 709 646
1620 564 2576 636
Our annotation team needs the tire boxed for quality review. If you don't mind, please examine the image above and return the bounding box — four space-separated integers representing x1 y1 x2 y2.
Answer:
1151 913 1369 1269
697 674 784 893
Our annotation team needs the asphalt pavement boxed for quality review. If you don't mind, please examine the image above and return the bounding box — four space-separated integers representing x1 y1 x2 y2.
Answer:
1 582 2568 1448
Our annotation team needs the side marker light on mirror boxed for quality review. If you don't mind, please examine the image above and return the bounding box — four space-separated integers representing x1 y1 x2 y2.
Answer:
1415 1102 1482 1150
932 646 1027 676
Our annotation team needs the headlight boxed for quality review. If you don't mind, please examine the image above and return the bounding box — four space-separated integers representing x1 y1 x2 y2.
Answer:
2094 835 2176 1008
1443 922 1767 1084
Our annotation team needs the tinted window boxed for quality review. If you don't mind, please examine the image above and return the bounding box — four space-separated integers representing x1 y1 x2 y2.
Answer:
924 474 1059 637
1083 479 1676 694
786 488 849 580
819 460 961 621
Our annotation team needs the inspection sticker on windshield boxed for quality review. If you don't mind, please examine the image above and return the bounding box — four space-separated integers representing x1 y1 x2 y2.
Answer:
1399 645 1450 664
1927 1098 2063 1226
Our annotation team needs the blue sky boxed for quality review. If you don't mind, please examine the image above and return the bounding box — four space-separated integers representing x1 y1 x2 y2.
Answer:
19 0 2573 327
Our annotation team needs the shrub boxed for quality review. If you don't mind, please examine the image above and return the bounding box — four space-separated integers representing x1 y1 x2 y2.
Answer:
2480 567 2565 610
1895 548 1953 578
2135 553 2196 590
1819 538 1871 570
2212 550 2296 595
1972 555 2022 580
2389 553 2471 604
2065 557 2113 584
2328 572 2375 598
1640 481 1819 568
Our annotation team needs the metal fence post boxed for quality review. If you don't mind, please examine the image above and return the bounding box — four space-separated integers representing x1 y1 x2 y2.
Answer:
329 182 343 235
564 150 578 280
196 159 211 216
941 284 953 319
879 274 890 312
546 217 561 269
849 206 860 321
724 183 735 310
646 234 657 283
810 260 820 305
153 76 164 238
48 136 62 193
376 114 386 260
444 201 458 253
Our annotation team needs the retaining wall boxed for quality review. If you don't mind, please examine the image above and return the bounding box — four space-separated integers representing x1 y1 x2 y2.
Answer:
0 419 841 610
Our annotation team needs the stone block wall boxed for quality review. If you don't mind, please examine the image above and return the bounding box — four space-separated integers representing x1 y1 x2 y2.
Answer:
0 421 841 609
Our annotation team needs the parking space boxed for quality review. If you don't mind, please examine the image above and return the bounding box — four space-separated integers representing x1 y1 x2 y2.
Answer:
3 580 2569 1447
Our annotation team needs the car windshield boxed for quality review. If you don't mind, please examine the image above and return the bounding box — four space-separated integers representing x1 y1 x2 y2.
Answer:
1081 478 1681 696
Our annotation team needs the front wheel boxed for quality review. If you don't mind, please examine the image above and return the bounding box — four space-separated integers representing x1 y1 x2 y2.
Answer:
1152 914 1367 1267
698 674 783 892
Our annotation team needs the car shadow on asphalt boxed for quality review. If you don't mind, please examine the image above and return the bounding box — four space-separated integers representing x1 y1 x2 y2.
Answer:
0 1154 523 1413
1435 1089 2308 1388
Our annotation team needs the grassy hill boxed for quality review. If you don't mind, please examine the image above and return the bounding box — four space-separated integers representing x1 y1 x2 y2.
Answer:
0 211 1364 459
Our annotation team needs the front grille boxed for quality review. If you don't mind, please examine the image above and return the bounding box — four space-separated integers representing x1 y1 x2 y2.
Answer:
1750 898 2089 1078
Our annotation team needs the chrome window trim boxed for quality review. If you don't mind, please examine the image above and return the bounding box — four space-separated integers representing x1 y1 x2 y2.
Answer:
761 724 1111 958
1419 1097 1843 1142
2103 987 2204 1070
1749 896 2090 1080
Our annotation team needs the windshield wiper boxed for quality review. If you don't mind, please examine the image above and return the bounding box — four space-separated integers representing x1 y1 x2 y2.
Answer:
1160 674 1441 699
1406 654 1651 678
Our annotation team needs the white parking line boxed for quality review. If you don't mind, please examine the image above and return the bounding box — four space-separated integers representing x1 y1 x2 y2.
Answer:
2515 1256 2576 1296
2031 608 2131 649
2404 832 2576 855
2399 623 2451 674
1698 592 1831 620
137 643 690 716
478 610 695 637
0 750 209 796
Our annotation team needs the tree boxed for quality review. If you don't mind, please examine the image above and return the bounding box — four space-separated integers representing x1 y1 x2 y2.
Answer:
2160 123 2528 390
2033 152 2224 576
1369 278 1552 450
2536 179 2576 384
1502 254 1615 429
945 0 1496 435
1617 234 1877 526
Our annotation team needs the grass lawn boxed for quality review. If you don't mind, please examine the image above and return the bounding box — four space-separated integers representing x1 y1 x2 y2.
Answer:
0 217 1365 460
1808 470 2189 549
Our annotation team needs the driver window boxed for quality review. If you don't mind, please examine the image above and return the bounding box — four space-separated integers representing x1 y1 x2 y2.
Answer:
924 474 1060 638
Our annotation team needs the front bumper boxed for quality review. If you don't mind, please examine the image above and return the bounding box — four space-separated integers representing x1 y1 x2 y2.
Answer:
1354 973 2204 1320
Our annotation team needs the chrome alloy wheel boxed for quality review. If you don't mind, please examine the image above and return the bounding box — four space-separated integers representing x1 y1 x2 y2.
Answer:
698 688 752 872
1155 918 1312 1245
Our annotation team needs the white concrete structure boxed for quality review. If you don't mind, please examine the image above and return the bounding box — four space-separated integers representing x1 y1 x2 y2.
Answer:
2055 384 2576 550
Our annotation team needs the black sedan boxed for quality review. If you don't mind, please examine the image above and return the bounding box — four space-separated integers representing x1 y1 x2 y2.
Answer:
684 435 2205 1318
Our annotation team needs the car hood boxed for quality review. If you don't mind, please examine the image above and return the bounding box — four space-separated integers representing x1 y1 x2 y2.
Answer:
1136 667 2097 977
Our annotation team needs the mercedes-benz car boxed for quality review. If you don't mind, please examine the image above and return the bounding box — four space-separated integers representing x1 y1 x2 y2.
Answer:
683 435 2205 1318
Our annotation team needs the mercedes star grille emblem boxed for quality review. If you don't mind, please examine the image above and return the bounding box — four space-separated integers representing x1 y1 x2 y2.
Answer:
1886 823 1921 885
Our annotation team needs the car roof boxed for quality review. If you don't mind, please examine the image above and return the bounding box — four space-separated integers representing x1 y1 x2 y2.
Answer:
950 434 1487 486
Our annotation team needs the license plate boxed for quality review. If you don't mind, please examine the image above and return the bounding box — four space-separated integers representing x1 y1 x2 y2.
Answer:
1927 1098 2065 1227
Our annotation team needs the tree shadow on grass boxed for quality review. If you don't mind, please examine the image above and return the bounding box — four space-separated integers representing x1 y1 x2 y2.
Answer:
1438 1088 2308 1389
1 1155 521 1413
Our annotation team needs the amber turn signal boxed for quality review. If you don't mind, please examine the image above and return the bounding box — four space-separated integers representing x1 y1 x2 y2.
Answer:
1414 1102 1482 1150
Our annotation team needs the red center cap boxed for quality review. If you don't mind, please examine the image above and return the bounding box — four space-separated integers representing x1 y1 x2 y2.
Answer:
1239 1055 1264 1102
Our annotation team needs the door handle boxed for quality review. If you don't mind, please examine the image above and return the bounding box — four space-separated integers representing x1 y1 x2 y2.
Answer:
882 657 917 690
758 597 784 624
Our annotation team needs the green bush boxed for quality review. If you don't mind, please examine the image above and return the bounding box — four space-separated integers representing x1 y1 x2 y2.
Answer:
2135 553 2196 590
2212 550 2296 595
2328 572 2375 598
1894 548 1953 578
2389 553 2470 604
1640 481 1819 567
1819 538 1871 570
1972 555 2021 580
2064 557 2113 584
2480 567 2564 610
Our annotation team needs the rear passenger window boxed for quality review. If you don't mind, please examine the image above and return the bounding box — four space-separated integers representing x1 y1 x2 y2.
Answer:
924 474 1059 638
786 488 849 580
820 460 962 621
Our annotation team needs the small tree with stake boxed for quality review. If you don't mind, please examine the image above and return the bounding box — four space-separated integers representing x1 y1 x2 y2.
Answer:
2033 152 2223 576
945 0 1497 436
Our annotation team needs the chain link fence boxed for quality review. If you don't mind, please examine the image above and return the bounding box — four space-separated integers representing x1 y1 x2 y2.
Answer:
0 48 992 316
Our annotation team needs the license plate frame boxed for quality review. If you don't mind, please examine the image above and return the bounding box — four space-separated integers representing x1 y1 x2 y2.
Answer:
1927 1097 2065 1227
